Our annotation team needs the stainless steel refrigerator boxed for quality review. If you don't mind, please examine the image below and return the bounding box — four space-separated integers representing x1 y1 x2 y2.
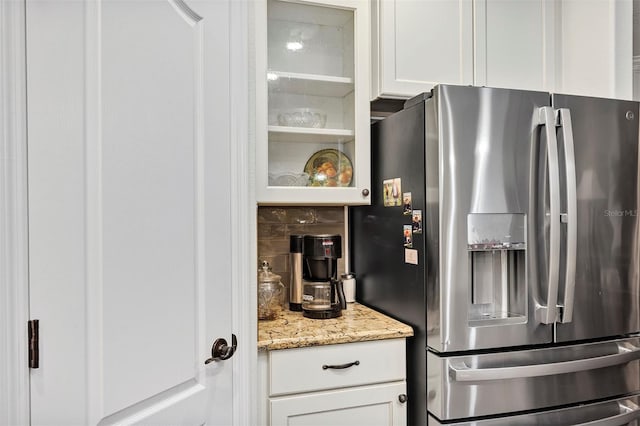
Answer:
350 85 640 425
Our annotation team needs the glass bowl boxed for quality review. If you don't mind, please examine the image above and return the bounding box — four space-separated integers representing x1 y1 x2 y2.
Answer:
268 172 310 186
277 108 327 128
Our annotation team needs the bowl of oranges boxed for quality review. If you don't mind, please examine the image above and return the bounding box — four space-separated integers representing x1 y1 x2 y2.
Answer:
304 149 353 187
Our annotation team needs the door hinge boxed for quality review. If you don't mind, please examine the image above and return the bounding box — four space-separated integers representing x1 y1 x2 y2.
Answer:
28 319 39 369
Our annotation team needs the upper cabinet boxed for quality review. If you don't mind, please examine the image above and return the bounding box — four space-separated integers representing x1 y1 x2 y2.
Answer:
372 0 632 100
371 0 553 99
254 0 371 205
557 0 632 100
474 0 555 92
371 0 473 99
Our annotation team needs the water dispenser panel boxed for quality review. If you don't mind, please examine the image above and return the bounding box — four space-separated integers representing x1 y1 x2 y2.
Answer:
467 213 526 250
467 213 527 326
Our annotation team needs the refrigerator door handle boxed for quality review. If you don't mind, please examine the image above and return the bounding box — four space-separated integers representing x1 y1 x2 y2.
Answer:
574 400 640 426
448 342 640 382
535 106 562 324
557 108 578 323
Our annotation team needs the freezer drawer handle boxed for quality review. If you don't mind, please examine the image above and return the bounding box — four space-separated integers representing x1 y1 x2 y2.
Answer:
575 400 640 426
449 343 640 382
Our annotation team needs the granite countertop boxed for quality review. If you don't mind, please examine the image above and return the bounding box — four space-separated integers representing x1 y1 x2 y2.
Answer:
258 302 414 351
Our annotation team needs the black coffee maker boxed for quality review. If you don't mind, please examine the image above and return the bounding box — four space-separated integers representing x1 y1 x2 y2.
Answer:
301 234 346 319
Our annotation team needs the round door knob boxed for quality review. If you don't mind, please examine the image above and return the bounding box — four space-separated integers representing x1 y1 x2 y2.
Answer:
362 189 370 197
398 394 408 403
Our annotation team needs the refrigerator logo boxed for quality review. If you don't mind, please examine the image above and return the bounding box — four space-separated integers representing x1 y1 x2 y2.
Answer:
604 209 638 217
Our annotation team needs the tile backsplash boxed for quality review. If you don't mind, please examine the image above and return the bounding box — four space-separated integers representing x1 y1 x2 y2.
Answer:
257 206 346 301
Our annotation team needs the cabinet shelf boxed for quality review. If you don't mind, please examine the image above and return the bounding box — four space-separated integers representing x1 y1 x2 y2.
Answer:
268 71 354 97
268 126 354 143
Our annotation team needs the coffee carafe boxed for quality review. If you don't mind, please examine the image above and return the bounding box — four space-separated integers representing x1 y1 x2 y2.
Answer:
301 234 346 319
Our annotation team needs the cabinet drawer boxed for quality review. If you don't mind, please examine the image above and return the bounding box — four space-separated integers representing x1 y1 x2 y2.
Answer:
270 382 407 426
269 339 406 396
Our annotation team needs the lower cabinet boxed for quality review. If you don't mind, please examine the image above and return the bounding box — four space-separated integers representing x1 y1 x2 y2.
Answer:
271 382 406 425
259 339 408 426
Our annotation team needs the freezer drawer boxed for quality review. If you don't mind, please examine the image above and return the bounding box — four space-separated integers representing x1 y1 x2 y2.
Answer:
427 337 640 421
428 395 640 425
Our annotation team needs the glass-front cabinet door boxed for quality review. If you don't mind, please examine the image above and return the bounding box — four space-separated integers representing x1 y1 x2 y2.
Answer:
255 0 370 205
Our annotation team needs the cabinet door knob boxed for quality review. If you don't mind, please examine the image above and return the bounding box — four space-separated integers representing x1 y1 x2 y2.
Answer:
361 188 370 197
398 394 408 403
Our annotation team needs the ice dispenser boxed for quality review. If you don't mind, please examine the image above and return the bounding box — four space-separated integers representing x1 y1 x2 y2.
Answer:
467 213 526 326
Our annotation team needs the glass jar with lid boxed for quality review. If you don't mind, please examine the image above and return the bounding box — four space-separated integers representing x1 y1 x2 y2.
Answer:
257 260 285 320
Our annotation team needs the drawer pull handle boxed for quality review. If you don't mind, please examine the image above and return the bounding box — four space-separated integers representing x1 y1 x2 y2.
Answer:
322 360 360 370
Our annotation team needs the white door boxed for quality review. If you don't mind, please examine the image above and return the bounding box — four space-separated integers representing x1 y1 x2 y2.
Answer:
26 0 240 424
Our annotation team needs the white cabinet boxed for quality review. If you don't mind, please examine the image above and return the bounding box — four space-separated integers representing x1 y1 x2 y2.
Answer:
372 0 632 100
270 383 406 425
371 0 473 99
474 0 555 92
371 0 552 99
258 339 408 425
254 0 371 205
557 0 632 100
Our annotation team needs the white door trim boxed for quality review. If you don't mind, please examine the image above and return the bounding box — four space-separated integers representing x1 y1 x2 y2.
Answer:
0 0 31 424
228 0 258 424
